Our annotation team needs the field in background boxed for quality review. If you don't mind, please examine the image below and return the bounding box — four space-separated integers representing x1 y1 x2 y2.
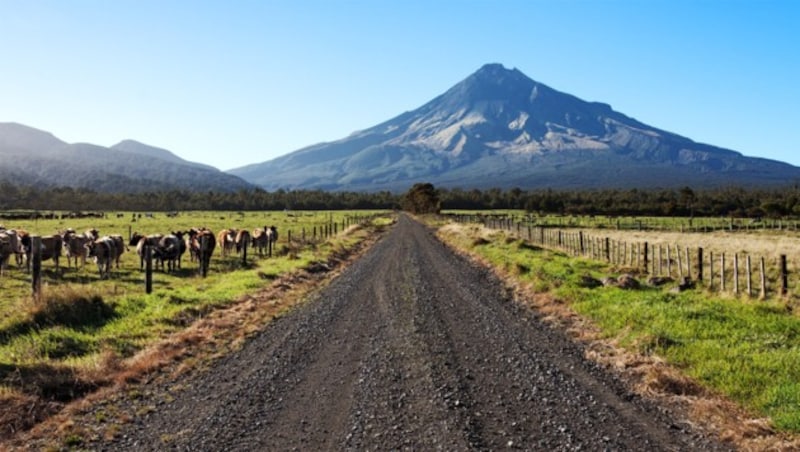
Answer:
445 210 800 299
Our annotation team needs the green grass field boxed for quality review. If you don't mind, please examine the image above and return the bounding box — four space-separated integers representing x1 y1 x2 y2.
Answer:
0 210 389 406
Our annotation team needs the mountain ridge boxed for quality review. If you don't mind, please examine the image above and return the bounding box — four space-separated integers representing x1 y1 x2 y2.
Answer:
0 122 254 193
229 63 798 191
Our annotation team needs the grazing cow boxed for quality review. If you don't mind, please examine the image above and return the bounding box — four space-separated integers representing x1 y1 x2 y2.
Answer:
0 229 24 268
108 234 126 269
186 228 201 263
85 228 100 241
217 228 237 256
22 234 63 273
14 229 29 266
188 228 216 272
85 235 125 277
155 233 184 272
252 227 268 257
61 229 90 268
266 226 278 254
235 229 251 254
85 236 117 278
0 233 12 276
130 232 163 270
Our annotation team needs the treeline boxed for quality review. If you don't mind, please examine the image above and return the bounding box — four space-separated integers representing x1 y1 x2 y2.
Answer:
440 185 800 218
1 182 799 218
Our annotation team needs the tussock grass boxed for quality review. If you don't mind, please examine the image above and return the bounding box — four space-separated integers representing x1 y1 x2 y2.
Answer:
436 221 800 449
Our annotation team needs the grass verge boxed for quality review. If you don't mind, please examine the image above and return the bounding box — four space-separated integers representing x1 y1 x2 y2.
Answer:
434 220 800 450
1 215 394 448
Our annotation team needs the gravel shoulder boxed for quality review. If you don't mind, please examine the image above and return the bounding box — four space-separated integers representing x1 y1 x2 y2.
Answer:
51 214 729 450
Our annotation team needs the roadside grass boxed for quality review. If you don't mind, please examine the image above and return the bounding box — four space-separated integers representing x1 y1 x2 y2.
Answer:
0 210 389 438
436 221 800 439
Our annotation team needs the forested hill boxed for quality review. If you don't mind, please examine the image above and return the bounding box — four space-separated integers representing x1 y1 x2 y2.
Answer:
0 123 254 193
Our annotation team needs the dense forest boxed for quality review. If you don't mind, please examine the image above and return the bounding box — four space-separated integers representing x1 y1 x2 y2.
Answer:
1 182 799 219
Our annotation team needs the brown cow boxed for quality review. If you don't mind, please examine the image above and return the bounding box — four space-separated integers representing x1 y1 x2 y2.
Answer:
217 228 236 256
188 228 216 273
252 227 268 257
235 229 251 254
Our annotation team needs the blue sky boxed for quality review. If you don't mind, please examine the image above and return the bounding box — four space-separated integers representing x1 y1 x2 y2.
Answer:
1 0 798 171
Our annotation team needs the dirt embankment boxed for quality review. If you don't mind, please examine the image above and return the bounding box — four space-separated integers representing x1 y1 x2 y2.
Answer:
19 215 730 450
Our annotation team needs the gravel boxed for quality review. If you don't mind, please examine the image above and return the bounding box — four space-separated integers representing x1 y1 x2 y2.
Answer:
87 214 729 451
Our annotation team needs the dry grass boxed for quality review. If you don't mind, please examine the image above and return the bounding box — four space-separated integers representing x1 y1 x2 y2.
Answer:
589 228 800 263
436 221 800 451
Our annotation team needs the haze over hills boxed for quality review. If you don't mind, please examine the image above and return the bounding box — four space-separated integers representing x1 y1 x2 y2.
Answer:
0 123 254 193
229 63 800 191
3 64 799 194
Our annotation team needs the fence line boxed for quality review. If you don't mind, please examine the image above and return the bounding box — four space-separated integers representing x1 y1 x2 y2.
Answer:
447 213 791 300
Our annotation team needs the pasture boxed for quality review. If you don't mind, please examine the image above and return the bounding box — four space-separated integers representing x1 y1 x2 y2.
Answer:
0 209 391 435
445 210 800 299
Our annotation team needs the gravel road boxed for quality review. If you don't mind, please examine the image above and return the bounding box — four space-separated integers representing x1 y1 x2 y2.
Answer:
97 214 727 451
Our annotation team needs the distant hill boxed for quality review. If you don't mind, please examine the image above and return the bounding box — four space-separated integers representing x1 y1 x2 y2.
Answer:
0 123 254 193
111 140 218 171
228 63 800 191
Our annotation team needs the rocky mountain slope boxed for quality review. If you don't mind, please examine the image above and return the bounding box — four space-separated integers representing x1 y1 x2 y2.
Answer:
229 63 800 191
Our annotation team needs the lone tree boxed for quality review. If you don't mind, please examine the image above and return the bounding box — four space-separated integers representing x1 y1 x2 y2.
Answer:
401 182 441 214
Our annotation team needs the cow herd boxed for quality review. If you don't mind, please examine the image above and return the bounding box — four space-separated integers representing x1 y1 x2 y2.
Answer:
0 225 279 279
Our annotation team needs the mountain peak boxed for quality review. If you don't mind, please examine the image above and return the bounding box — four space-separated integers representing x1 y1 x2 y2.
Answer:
111 139 217 171
0 122 65 151
473 63 522 78
466 63 531 87
230 64 797 191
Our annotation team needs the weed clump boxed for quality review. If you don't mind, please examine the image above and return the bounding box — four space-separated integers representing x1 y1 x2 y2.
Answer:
30 286 117 330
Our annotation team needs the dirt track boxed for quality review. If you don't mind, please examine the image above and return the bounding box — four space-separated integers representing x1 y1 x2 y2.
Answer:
93 214 727 451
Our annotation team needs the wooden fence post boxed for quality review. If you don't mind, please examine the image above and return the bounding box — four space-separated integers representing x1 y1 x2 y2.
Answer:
656 245 662 275
145 245 153 294
781 255 788 296
746 255 752 297
697 247 704 281
709 251 714 289
685 247 691 280
760 257 767 299
268 236 273 258
721 253 726 292
666 246 671 278
733 254 739 295
200 234 209 278
242 237 248 266
31 236 42 299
